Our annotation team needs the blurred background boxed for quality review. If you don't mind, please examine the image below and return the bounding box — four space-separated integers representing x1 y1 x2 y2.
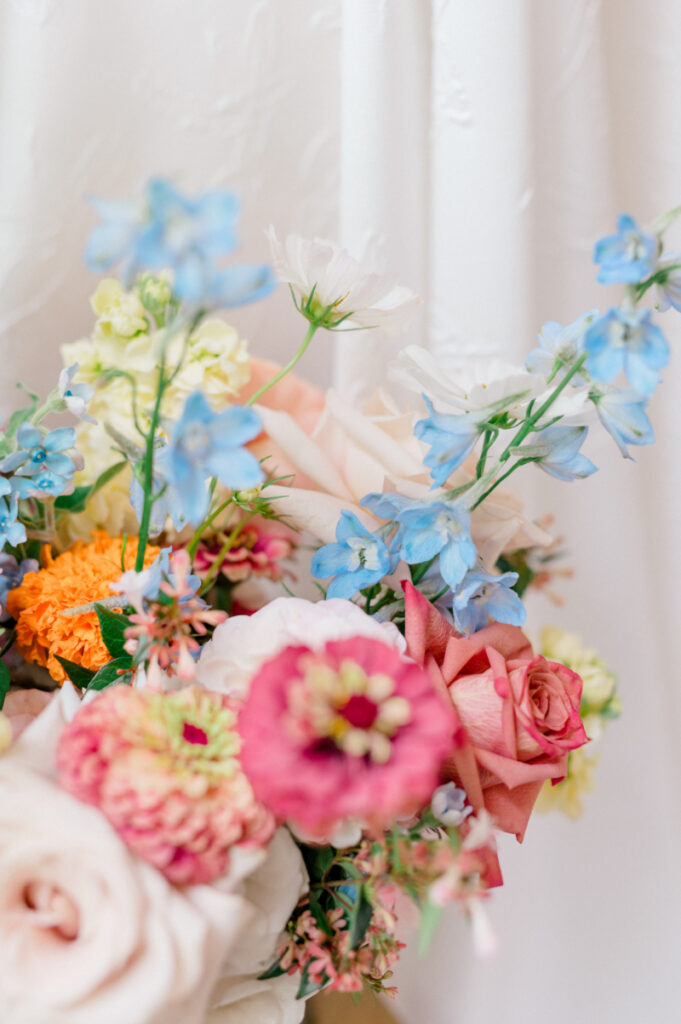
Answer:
1 1 680 1021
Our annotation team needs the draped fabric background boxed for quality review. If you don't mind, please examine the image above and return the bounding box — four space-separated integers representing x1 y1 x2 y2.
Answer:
1 2 680 1022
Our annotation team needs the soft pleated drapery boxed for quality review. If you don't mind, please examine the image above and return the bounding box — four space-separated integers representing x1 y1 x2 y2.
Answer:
1 2 679 1022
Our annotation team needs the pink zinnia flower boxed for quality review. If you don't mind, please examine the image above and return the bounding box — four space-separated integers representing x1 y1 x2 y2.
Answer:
56 685 274 884
193 519 295 584
239 636 455 836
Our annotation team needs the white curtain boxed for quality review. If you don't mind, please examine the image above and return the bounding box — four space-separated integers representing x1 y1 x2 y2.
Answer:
1 2 680 1022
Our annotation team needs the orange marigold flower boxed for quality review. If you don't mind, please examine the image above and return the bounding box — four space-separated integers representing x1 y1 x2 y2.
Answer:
6 531 160 684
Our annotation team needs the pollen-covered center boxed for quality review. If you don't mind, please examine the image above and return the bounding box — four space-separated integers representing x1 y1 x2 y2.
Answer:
284 656 411 763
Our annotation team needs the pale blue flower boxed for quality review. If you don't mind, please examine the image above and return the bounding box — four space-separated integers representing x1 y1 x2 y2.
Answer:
59 364 95 422
311 511 397 599
0 481 26 550
0 553 38 618
594 214 657 284
525 311 597 380
516 425 597 481
590 386 654 459
361 492 476 589
0 424 76 479
415 396 483 487
164 391 263 525
453 567 526 633
431 783 472 827
110 548 200 612
85 179 276 308
584 307 668 397
10 469 73 499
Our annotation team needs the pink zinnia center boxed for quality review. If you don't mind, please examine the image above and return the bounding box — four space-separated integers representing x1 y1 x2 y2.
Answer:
341 694 378 729
182 721 209 745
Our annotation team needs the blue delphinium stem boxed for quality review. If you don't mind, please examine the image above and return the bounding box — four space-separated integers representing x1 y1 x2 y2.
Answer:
135 309 204 571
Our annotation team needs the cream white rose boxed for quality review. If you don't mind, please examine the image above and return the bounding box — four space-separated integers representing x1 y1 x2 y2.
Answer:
0 695 255 1024
196 596 406 699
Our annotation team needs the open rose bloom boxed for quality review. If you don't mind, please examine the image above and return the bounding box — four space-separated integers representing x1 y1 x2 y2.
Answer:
403 583 588 839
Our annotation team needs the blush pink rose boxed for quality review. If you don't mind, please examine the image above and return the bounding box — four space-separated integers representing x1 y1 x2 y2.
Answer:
403 582 588 840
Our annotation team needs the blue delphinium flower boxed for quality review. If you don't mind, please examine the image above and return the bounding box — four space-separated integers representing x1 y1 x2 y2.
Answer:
0 481 27 550
584 306 669 397
594 214 658 284
361 492 475 589
525 311 597 380
453 567 526 633
0 553 38 619
415 396 483 487
85 179 276 308
311 511 397 599
0 424 76 478
164 391 264 525
516 425 597 481
590 386 654 459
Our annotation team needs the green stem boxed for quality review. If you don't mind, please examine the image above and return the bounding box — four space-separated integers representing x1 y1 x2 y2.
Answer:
475 428 497 479
186 496 235 560
198 512 256 597
497 354 587 464
470 457 537 510
135 353 167 571
245 322 319 407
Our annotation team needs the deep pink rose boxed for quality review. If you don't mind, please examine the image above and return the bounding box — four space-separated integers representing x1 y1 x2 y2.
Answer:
403 582 588 840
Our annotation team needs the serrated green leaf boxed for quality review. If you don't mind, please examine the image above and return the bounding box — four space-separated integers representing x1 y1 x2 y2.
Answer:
348 888 373 950
0 662 10 710
85 657 132 692
95 604 132 660
418 900 443 956
54 656 96 690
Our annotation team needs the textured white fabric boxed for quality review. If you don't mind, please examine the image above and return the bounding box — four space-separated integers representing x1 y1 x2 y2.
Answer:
1 2 680 1022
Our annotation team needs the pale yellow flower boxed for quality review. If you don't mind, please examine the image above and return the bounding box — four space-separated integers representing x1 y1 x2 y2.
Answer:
91 278 148 338
536 749 597 820
58 281 252 544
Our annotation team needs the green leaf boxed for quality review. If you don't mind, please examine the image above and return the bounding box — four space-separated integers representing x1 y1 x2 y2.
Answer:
95 604 132 659
308 895 335 938
296 965 327 1000
302 844 335 881
55 461 127 513
348 887 373 950
0 661 10 710
418 900 443 956
54 656 96 690
85 657 132 692
257 958 287 982
5 385 39 440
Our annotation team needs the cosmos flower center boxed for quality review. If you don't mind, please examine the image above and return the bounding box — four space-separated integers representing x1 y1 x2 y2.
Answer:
284 656 411 764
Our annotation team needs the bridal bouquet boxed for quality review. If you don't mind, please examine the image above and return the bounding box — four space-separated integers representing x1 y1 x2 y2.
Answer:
0 180 672 1023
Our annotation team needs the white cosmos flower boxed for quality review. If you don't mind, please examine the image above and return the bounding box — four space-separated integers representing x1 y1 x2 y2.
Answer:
390 345 590 423
266 227 420 334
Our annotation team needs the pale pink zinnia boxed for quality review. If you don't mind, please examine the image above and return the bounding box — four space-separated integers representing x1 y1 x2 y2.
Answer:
56 685 274 884
239 636 455 836
193 520 295 584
